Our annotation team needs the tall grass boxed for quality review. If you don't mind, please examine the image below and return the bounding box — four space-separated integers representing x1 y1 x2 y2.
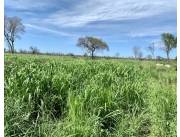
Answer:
5 54 176 137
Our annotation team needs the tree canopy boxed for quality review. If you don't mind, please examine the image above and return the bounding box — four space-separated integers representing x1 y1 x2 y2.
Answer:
161 33 177 60
77 36 109 59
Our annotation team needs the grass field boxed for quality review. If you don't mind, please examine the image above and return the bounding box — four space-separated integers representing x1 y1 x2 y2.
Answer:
4 54 177 137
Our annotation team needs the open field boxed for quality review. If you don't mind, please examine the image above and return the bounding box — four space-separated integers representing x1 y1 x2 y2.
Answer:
5 54 176 137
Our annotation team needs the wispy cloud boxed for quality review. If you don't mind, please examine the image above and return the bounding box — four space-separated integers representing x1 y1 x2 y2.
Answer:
5 0 176 39
128 26 176 37
6 0 176 27
25 24 76 37
42 0 176 27
5 0 59 11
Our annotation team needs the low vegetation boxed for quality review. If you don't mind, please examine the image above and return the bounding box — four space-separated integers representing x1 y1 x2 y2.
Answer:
5 54 176 137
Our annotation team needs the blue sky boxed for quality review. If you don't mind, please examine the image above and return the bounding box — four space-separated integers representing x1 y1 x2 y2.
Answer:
5 0 177 58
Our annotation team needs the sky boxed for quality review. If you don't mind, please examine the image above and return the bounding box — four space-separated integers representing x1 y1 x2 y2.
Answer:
5 0 177 58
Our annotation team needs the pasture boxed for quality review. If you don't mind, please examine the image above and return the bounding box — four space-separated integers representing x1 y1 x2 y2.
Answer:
4 54 176 137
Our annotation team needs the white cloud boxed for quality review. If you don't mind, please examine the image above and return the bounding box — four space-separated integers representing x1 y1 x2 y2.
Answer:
128 26 176 37
25 24 76 37
6 0 176 38
43 0 176 27
5 0 58 10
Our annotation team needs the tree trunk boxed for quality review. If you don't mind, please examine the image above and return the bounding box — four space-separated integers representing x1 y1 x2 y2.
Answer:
4 34 13 53
91 50 94 59
10 41 14 53
91 47 95 59
167 51 169 60
152 52 155 59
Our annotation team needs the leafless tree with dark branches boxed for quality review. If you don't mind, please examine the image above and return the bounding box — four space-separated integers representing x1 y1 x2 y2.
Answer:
4 16 25 53
147 42 155 59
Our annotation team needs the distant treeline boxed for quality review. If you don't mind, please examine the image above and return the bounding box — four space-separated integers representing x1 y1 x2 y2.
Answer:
4 49 176 61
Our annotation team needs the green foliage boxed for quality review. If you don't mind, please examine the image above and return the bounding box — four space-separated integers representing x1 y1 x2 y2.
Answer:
77 36 109 59
5 54 176 137
161 33 177 60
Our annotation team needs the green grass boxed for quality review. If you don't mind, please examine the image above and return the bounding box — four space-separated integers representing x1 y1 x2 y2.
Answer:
5 54 176 137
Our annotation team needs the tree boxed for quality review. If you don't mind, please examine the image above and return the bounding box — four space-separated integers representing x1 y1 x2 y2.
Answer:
115 52 120 58
19 49 28 54
138 51 143 59
4 16 25 53
147 54 152 59
29 46 40 54
77 36 109 59
83 53 88 57
147 42 155 59
133 46 141 59
161 33 177 60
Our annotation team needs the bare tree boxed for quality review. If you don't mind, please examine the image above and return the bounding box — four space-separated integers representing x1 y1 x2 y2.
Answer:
77 36 109 59
29 46 40 54
19 49 28 54
115 52 120 58
147 42 155 59
138 51 143 59
147 54 152 59
4 16 25 53
133 46 141 59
